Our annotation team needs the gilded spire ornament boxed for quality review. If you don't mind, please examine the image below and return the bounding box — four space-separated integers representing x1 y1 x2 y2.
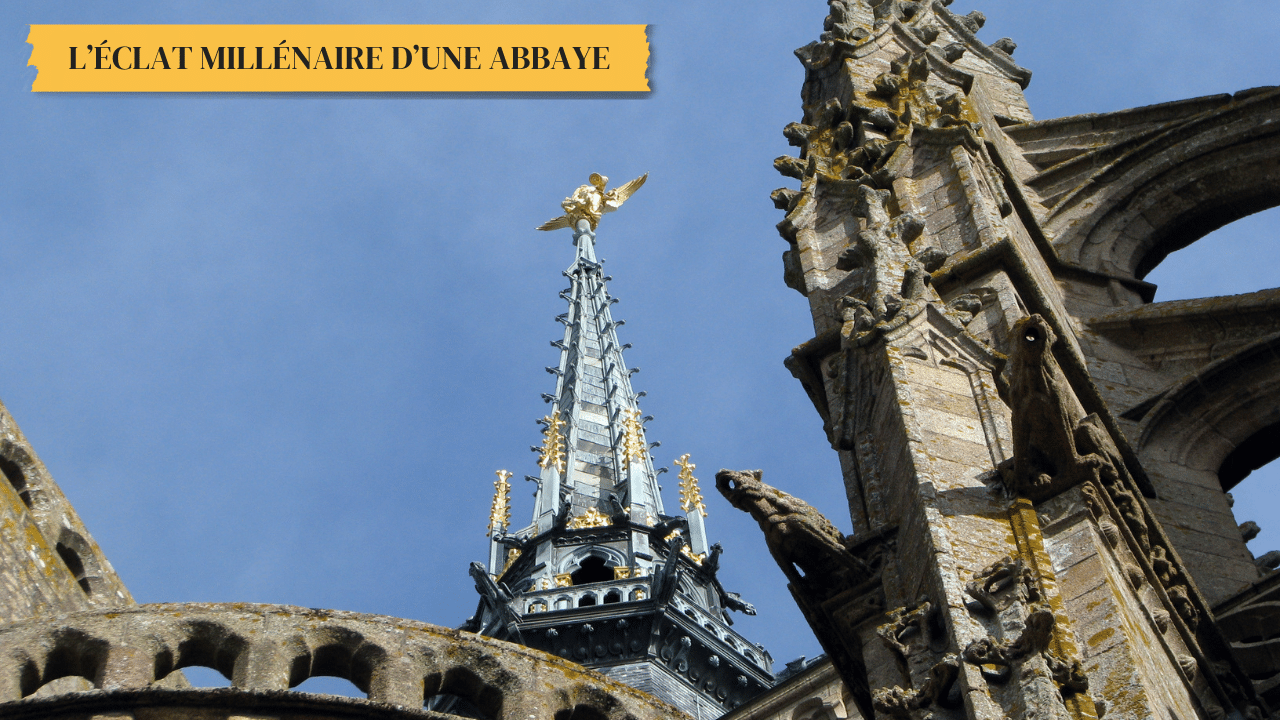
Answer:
536 172 648 232
566 507 611 530
621 407 647 463
675 453 707 518
487 469 513 537
539 414 567 473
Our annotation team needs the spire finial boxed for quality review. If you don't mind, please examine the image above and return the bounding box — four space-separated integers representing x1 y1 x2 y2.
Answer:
487 469 513 536
536 172 648 232
621 407 647 463
676 454 708 518
538 415 567 473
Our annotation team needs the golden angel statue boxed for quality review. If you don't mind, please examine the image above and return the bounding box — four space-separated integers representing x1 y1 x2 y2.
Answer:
536 172 648 232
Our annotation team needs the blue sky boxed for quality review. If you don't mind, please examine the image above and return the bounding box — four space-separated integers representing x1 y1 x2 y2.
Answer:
3 0 1278 689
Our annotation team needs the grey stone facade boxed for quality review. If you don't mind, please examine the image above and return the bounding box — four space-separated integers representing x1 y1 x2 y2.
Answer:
724 2 1280 720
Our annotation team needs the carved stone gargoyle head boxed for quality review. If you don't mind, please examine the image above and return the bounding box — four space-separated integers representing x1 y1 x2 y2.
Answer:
716 469 872 602
1000 314 1117 502
1012 314 1055 361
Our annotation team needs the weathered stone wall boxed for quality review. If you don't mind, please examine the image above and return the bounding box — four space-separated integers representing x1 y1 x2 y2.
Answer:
0 688 462 720
1041 489 1205 720
751 2 1278 720
0 603 688 720
0 397 131 622
1071 290 1280 605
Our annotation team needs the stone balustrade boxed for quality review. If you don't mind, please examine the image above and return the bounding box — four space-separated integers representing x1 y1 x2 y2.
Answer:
0 602 686 720
522 578 652 613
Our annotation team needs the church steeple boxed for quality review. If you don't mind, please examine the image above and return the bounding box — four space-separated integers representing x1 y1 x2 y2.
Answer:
523 217 668 543
466 175 774 719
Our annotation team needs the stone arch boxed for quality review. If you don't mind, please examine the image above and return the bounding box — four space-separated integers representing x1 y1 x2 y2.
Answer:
1136 333 1280 602
22 627 110 697
54 528 103 599
422 645 525 720
1140 209 1280 302
300 624 387 694
0 604 678 720
558 546 627 579
555 706 611 720
1139 332 1280 478
793 695 848 720
1050 89 1280 280
1218 419 1280 492
551 682 637 720
167 619 250 686
3 652 40 701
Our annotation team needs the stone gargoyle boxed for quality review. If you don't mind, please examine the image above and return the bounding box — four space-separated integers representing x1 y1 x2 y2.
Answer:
715 469 873 600
999 314 1123 502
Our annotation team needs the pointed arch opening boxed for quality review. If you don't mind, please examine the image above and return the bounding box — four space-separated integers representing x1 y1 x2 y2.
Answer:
1143 207 1280 301
570 556 613 585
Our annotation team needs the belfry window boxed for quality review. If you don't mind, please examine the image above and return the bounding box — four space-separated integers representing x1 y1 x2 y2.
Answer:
570 556 612 585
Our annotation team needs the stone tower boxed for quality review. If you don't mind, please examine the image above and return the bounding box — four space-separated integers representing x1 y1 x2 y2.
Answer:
0 400 132 625
465 198 775 719
715 3 1280 720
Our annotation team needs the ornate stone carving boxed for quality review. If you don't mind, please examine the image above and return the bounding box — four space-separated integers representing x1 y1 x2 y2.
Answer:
1240 521 1261 542
871 655 960 720
1045 652 1089 695
990 37 1017 55
715 469 876 602
698 542 758 624
961 604 1087 697
820 0 868 43
962 605 1054 669
965 555 1039 615
469 561 524 641
876 600 936 661
998 315 1122 502
717 468 893 720
834 185 929 346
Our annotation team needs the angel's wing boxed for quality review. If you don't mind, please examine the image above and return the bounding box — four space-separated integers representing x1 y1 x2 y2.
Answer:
536 215 573 232
603 173 648 212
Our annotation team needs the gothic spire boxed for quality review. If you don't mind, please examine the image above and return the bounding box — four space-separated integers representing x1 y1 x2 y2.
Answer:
469 176 774 719
531 217 666 535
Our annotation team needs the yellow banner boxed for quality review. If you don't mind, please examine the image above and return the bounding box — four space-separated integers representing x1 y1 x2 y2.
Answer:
27 25 649 92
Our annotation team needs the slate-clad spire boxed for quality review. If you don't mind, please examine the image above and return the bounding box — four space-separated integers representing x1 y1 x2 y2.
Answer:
531 220 666 536
469 178 773 720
